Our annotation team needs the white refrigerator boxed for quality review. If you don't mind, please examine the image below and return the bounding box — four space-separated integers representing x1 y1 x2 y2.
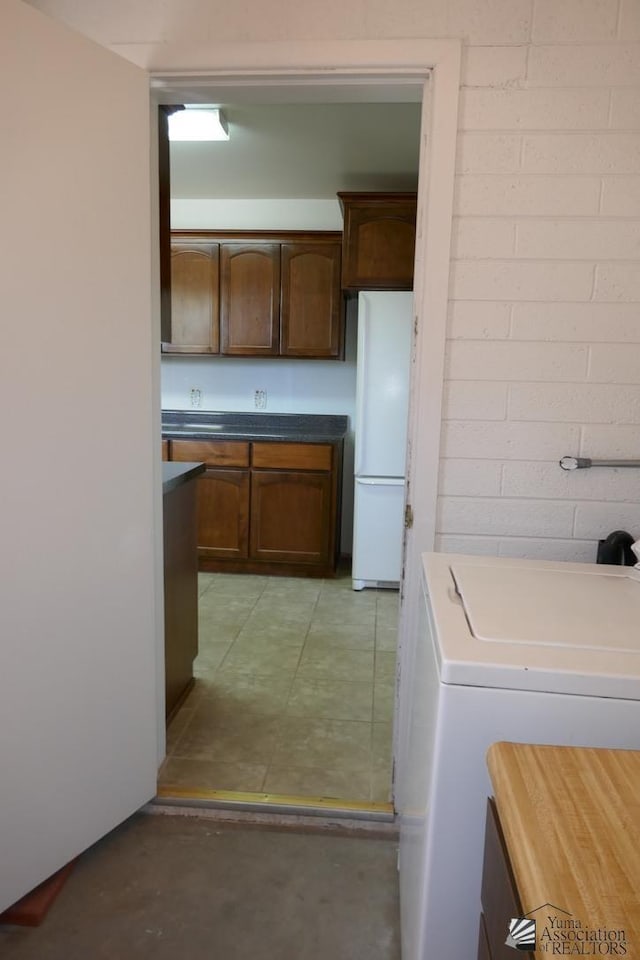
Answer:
352 291 413 591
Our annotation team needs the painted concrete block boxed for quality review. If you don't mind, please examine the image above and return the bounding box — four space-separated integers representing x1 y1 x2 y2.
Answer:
511 303 640 342
450 260 594 302
441 379 508 419
509 382 640 422
532 0 619 42
523 133 640 174
455 175 601 215
528 44 640 86
459 88 609 130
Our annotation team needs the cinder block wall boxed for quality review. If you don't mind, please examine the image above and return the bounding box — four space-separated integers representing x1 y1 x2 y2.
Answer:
440 0 640 561
30 0 640 561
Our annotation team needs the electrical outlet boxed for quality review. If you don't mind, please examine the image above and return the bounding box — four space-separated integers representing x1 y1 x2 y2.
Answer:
190 387 202 409
254 389 267 410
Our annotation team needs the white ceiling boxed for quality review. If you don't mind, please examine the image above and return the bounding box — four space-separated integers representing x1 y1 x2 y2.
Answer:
169 101 422 199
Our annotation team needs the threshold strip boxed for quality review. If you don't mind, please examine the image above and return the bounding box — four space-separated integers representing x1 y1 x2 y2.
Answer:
154 785 394 822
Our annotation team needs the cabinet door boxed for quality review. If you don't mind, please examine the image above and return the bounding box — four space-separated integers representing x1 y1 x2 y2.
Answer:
197 469 250 559
250 470 331 564
163 242 220 353
280 242 343 358
220 243 280 356
339 194 417 290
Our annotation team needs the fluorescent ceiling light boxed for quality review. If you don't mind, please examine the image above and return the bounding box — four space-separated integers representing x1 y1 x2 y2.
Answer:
169 107 229 141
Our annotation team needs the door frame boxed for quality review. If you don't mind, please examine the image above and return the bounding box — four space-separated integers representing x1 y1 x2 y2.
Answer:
150 39 461 800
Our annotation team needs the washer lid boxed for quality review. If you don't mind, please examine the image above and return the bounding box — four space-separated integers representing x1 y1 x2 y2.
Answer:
450 562 640 654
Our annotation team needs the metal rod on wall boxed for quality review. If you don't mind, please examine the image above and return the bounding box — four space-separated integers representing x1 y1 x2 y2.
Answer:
559 456 640 471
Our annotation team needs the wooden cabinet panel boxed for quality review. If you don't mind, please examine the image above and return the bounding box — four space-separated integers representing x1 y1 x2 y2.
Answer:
477 915 492 960
252 442 332 471
280 242 342 358
170 438 250 468
338 192 417 290
163 242 220 353
480 800 534 960
220 243 280 355
161 439 169 461
163 477 198 719
250 470 332 564
197 468 250 559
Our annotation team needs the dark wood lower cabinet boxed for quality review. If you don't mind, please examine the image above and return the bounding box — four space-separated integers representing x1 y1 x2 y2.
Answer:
197 468 250 559
479 800 534 960
167 437 342 576
163 477 199 720
477 913 491 960
249 470 332 564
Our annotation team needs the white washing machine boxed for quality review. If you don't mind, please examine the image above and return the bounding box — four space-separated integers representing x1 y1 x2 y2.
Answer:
397 553 640 960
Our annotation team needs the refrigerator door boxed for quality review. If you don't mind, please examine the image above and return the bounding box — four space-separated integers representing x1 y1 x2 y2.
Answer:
355 291 413 478
352 477 406 589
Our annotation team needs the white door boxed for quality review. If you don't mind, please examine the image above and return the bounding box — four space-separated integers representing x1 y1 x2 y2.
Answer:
0 0 158 912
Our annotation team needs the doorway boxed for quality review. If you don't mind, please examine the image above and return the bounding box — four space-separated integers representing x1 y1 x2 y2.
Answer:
151 52 460 812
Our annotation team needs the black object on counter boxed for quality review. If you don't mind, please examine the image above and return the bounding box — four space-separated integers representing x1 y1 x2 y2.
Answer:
596 530 636 566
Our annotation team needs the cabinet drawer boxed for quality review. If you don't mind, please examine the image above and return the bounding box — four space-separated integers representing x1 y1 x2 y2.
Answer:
252 442 332 471
170 439 250 468
481 800 534 960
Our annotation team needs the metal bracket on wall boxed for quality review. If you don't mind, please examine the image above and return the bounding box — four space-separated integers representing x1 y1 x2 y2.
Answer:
559 456 640 471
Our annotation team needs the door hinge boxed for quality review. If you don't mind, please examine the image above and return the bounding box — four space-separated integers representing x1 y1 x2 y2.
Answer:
404 504 414 529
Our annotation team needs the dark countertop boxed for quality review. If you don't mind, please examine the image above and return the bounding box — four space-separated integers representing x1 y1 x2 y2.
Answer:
162 410 349 443
162 461 205 494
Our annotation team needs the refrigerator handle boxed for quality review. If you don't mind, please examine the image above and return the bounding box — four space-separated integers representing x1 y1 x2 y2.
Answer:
356 477 405 486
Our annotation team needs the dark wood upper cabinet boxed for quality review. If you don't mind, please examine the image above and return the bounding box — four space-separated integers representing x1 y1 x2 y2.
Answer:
338 192 417 291
220 243 280 356
163 242 220 354
280 241 343 358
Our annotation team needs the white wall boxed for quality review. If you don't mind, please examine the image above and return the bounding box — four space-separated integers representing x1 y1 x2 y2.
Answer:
30 0 640 564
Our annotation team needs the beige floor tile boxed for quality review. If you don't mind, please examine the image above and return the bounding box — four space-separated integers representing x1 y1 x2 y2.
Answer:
262 578 323 600
376 599 400 629
158 757 267 793
217 644 302 678
193 641 234 675
286 678 374 722
204 574 268 599
172 712 282 764
197 573 217 597
263 764 371 801
318 575 357 594
375 626 398 652
305 621 375 651
312 600 376 628
199 596 257 625
371 767 393 804
251 595 318 621
373 682 395 723
375 651 397 682
198 621 244 645
233 619 309 649
372 722 393 771
272 717 373 772
297 648 375 683
195 673 293 717
166 707 194 752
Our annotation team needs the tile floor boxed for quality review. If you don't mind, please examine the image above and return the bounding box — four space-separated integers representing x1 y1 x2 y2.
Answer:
158 570 398 804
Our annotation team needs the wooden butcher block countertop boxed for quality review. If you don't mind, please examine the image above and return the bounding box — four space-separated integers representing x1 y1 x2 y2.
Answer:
487 742 640 951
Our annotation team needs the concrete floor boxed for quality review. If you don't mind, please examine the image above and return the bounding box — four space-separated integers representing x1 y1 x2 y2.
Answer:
0 813 401 960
